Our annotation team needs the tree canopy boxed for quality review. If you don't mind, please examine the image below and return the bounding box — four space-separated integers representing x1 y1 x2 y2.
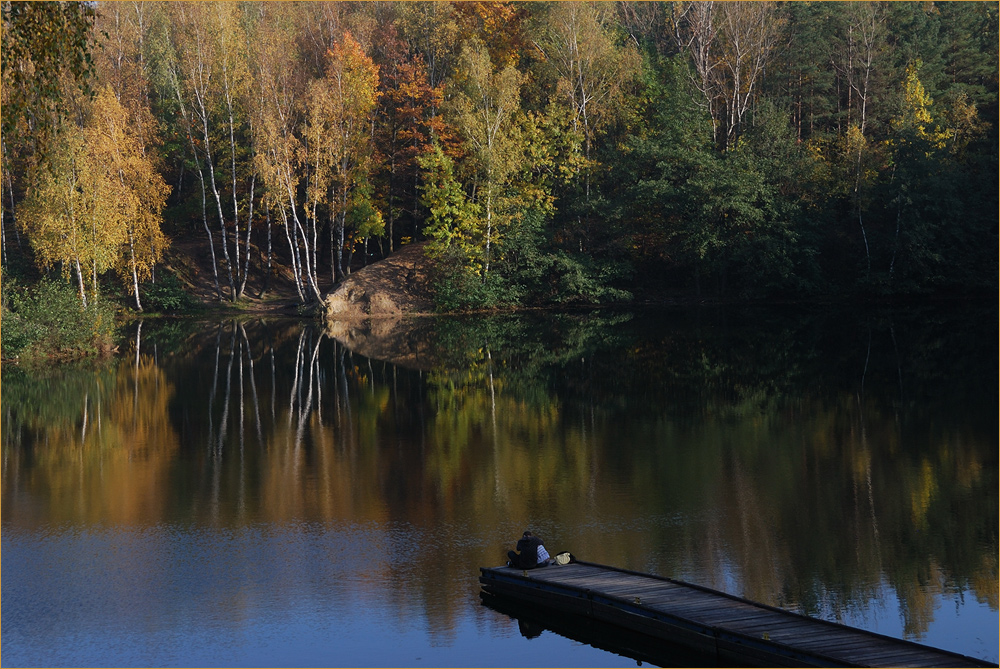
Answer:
3 1 997 313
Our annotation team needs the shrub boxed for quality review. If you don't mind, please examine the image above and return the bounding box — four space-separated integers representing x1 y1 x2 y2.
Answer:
429 247 516 312
1 276 118 359
548 252 633 304
142 272 196 313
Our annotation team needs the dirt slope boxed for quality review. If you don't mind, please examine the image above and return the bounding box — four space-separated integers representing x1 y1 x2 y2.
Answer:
162 238 312 313
323 241 435 319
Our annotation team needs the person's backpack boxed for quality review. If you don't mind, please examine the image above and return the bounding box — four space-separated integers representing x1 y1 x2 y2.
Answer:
553 551 573 565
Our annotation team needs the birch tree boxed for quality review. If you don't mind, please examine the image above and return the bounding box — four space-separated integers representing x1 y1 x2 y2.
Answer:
162 2 223 300
317 32 381 283
86 86 169 311
716 2 782 150
534 2 639 173
250 2 322 303
666 1 721 144
832 3 887 280
833 2 886 137
168 2 251 302
668 1 781 151
449 38 523 279
210 2 255 299
20 82 169 312
2 1 98 273
94 2 168 302
19 130 119 308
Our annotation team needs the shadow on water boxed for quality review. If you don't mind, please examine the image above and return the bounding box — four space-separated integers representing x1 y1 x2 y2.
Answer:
480 593 736 668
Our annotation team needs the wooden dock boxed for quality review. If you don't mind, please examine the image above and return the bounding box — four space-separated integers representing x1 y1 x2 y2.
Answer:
480 561 996 668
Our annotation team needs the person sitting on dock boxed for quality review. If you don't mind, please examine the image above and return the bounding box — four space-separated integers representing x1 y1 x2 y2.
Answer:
507 530 551 569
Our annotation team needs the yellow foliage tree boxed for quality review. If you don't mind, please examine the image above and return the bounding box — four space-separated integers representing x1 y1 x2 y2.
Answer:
20 128 123 308
892 61 948 151
448 37 524 278
302 31 381 283
20 86 168 310
86 85 169 311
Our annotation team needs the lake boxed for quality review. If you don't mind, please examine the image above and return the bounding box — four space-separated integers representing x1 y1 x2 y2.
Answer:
2 304 997 667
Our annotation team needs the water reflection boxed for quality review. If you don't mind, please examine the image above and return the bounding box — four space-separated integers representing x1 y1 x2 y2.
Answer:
2 305 997 666
480 592 726 667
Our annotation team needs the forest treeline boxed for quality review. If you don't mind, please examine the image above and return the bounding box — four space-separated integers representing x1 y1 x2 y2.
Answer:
2 1 997 318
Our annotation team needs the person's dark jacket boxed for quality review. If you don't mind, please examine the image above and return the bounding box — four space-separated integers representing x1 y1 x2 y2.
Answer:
515 534 544 567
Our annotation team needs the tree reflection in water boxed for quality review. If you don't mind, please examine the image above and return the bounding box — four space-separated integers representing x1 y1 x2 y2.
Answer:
2 306 996 663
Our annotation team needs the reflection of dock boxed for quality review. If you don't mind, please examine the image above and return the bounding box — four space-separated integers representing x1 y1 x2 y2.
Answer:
479 561 997 668
481 591 723 667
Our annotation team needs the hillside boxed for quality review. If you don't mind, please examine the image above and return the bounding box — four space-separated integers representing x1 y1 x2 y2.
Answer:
161 239 435 316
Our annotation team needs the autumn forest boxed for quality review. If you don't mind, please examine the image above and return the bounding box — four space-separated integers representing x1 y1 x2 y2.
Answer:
2 1 997 323
2 4 998 662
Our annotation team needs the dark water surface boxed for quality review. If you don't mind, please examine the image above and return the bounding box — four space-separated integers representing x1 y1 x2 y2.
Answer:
3 305 997 667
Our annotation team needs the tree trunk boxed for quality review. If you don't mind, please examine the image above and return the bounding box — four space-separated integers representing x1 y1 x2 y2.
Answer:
336 211 346 283
239 173 255 298
199 173 222 300
200 112 237 302
128 232 143 311
484 186 493 278
172 73 223 300
388 150 396 254
287 191 323 302
278 205 305 303
330 207 337 285
261 201 273 297
224 79 242 295
858 209 871 280
889 195 902 280
74 256 88 308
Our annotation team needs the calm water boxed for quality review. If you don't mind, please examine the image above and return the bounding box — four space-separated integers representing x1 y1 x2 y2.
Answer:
2 305 997 667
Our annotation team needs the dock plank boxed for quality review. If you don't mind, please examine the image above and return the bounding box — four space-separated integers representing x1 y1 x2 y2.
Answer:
648 593 744 608
725 618 819 635
686 609 785 626
480 561 996 668
841 648 957 662
756 621 854 641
